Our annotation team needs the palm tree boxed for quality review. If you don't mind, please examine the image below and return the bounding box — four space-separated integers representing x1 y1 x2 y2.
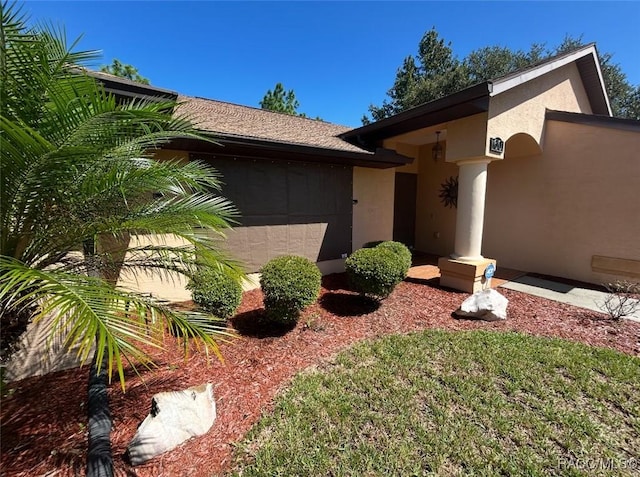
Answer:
0 3 243 476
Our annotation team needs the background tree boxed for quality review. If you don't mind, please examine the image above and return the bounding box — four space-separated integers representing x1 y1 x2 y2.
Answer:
364 29 639 123
100 58 150 84
260 82 322 120
260 82 300 114
1 3 242 476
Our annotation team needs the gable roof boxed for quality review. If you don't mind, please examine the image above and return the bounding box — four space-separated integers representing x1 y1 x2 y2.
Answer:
341 43 611 147
491 43 611 115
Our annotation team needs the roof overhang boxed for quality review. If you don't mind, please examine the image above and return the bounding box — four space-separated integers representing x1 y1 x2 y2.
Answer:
167 135 413 169
491 44 611 116
546 110 640 132
84 69 178 102
341 44 612 151
340 82 492 150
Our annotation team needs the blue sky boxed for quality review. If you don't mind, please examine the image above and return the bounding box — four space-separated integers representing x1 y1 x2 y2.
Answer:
23 1 640 127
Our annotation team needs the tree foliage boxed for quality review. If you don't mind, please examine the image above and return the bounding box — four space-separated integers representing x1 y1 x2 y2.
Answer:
1 3 243 474
100 58 150 84
364 28 639 123
260 82 300 114
260 82 321 120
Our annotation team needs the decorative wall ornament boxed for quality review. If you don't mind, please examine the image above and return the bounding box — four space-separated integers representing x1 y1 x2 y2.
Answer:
439 175 458 208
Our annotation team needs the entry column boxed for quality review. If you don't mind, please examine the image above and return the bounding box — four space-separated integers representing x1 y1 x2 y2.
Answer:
452 158 490 261
438 157 496 293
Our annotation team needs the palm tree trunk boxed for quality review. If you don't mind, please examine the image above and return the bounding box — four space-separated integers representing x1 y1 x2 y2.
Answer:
86 339 114 477
84 238 114 477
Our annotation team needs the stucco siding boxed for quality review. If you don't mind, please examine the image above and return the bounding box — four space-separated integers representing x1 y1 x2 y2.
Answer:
446 113 488 162
483 119 639 284
153 148 190 162
487 63 593 153
414 143 458 255
115 150 369 302
352 167 395 250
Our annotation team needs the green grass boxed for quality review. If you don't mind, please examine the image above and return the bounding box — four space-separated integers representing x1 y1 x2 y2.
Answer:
230 330 640 476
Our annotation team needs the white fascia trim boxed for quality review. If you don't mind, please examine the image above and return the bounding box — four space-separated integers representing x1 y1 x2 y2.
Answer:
590 46 613 115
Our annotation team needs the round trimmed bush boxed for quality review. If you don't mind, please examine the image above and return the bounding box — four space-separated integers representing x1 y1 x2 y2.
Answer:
260 256 322 325
375 241 412 278
345 247 406 299
186 267 243 320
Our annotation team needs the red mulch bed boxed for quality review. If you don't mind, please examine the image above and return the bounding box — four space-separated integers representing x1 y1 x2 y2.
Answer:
2 274 639 476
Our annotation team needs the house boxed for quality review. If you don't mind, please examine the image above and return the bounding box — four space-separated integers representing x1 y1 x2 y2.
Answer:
6 43 640 380
100 44 639 300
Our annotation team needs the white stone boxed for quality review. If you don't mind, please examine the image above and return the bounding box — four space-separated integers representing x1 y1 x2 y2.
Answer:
127 382 216 465
454 289 508 321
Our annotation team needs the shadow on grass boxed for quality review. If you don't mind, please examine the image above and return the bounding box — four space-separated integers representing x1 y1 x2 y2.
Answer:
229 309 296 338
319 293 380 317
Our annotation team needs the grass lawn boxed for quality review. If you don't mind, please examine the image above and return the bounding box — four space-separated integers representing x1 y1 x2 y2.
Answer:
231 330 640 476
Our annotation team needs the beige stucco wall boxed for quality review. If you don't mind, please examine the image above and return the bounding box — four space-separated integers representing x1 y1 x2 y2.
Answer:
116 233 193 302
414 142 458 255
487 62 593 155
153 148 190 162
483 119 639 284
386 142 420 174
352 166 395 250
446 113 489 162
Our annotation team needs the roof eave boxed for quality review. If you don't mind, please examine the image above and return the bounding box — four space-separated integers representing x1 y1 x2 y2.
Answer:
167 134 414 169
340 82 492 148
546 109 640 132
83 69 179 101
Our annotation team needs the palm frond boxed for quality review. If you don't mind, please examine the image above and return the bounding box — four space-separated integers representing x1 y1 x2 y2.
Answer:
1 1 245 392
0 256 236 389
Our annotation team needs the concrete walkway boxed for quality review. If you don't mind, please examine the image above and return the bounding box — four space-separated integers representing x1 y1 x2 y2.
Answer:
500 275 640 322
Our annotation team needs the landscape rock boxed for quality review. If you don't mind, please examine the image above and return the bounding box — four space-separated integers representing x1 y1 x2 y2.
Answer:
126 382 216 465
454 289 508 321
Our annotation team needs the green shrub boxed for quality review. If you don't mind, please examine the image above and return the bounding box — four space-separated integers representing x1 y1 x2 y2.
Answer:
375 241 412 278
260 256 322 325
345 247 406 299
186 267 243 320
362 240 385 249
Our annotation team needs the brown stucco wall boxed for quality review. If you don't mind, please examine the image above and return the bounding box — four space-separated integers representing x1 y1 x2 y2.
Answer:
483 119 640 284
115 153 398 301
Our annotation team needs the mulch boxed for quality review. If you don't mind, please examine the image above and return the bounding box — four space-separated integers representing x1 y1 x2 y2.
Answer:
2 273 639 477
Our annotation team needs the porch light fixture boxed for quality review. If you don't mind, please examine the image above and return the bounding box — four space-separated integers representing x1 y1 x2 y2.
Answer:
432 131 443 162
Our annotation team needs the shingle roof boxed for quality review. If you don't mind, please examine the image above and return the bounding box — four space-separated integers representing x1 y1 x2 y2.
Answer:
175 95 372 154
